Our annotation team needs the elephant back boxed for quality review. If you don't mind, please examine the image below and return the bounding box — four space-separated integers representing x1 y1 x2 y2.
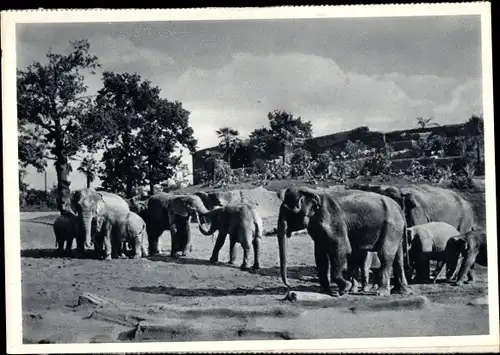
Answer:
405 185 475 233
410 221 460 251
125 211 146 236
99 191 130 212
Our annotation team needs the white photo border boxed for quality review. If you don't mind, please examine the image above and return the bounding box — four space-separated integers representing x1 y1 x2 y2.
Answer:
2 2 498 353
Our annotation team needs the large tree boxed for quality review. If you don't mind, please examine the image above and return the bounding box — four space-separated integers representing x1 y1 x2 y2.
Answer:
93 72 197 197
17 39 100 212
216 126 241 164
249 110 313 162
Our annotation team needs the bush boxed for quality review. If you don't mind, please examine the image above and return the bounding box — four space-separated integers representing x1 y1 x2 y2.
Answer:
314 151 333 176
20 187 58 211
449 163 476 190
415 134 449 158
290 148 314 178
363 144 393 175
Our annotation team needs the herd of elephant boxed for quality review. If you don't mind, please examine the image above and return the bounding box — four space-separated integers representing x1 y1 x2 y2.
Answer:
52 183 488 297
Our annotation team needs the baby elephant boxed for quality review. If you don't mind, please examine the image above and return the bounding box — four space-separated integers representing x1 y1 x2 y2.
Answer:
407 221 460 283
198 203 262 270
432 228 487 286
53 211 81 255
92 211 148 260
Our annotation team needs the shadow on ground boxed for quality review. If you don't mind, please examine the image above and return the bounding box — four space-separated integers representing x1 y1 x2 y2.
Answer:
21 248 101 260
129 284 321 297
22 220 54 227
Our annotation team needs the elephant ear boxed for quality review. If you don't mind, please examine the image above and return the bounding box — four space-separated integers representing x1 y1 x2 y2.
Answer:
383 186 402 204
406 228 414 244
170 197 190 217
95 193 106 215
458 238 469 251
402 192 418 211
298 190 321 215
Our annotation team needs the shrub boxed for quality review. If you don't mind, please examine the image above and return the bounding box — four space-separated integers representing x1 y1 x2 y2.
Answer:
314 151 333 176
290 148 314 178
449 163 476 190
363 144 393 175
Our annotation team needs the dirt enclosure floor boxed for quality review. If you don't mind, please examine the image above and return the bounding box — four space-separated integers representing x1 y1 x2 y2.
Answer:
19 183 490 344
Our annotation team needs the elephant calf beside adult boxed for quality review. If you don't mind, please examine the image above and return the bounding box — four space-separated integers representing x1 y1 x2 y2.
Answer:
277 186 409 296
53 211 81 255
146 192 211 257
198 203 263 271
406 221 461 283
71 188 130 255
92 211 148 259
432 228 487 286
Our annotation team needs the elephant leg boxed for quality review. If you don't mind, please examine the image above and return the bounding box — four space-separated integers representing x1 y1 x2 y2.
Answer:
361 251 372 292
56 237 65 255
228 238 237 265
466 263 475 282
314 242 331 294
111 238 121 259
455 253 477 286
64 237 74 255
240 238 251 271
101 226 113 260
179 217 191 256
391 242 409 294
132 236 142 259
329 243 351 295
147 224 163 256
210 231 227 263
76 235 85 255
345 251 363 292
102 236 112 260
252 234 261 270
432 260 446 283
413 252 430 283
377 242 398 296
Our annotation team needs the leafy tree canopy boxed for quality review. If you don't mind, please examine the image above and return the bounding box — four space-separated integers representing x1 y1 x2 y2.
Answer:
93 71 197 197
17 39 100 211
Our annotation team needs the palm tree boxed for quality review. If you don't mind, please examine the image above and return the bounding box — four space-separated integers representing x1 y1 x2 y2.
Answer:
216 127 241 164
77 156 99 188
416 117 439 129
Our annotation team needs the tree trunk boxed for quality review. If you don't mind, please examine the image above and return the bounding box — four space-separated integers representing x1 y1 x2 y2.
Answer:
149 171 155 196
123 133 133 198
86 175 91 188
54 119 72 213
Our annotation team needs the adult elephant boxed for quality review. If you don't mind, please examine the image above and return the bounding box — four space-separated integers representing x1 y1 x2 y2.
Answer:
146 192 210 256
71 188 130 254
349 183 476 233
277 186 409 296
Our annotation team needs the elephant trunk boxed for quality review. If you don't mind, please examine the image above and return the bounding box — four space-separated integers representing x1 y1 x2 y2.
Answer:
191 196 211 216
81 211 94 249
199 212 217 236
277 206 290 288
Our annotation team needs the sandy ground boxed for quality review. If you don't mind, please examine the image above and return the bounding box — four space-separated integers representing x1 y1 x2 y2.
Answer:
20 210 490 344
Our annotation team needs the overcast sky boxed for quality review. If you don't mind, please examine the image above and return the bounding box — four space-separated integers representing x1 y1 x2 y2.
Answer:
17 15 483 190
